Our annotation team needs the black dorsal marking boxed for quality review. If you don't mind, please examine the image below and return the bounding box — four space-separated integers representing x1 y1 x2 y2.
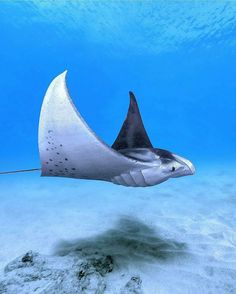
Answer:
112 91 153 150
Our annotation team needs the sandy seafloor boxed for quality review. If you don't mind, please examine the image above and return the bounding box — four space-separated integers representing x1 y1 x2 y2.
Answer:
0 165 235 293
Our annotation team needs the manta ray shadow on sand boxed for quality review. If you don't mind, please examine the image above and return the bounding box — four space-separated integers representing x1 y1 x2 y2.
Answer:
54 217 187 267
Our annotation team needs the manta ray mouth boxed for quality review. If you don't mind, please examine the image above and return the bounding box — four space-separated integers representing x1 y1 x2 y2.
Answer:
173 154 195 176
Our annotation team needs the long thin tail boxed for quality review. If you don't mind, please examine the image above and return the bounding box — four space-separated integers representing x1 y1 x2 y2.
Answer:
0 168 41 175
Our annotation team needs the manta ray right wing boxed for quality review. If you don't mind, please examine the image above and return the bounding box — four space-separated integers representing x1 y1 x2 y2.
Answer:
38 72 149 183
112 92 153 150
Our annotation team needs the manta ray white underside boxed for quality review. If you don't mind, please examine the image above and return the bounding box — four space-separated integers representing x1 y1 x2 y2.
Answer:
38 71 155 186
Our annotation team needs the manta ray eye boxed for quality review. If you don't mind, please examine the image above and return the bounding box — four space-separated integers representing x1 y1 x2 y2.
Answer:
171 166 175 172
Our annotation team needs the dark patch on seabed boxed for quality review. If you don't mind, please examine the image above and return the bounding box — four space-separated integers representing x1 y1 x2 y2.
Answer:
0 217 187 293
55 216 186 266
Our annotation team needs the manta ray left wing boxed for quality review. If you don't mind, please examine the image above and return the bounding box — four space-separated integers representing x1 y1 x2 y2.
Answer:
112 92 153 150
38 72 148 181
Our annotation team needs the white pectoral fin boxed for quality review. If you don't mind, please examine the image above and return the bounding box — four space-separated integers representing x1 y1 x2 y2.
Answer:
38 72 145 180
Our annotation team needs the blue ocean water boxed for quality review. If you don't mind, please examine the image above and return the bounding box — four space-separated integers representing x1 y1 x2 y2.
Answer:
0 2 236 293
0 1 236 170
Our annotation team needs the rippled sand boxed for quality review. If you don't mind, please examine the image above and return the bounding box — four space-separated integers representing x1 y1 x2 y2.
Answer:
0 166 235 293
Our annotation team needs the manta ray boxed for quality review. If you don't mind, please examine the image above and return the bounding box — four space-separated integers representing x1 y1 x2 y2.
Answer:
1 71 195 187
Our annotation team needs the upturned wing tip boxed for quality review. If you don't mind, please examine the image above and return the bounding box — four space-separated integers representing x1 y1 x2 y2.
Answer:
53 70 68 83
129 91 138 105
47 70 68 92
59 70 68 80
129 91 135 98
